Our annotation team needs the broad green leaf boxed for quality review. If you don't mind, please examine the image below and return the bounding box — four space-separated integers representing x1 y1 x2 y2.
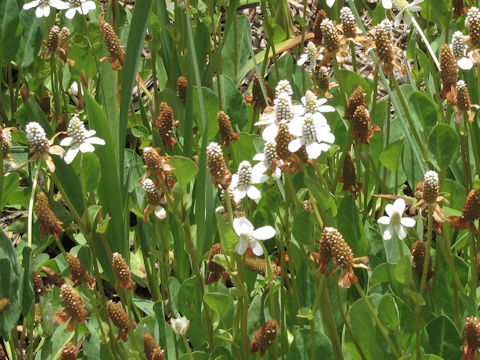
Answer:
220 15 251 82
305 176 337 226
1 172 19 209
203 292 233 320
80 152 101 193
337 194 369 255
193 86 218 140
338 70 373 100
286 328 334 360
18 11 42 69
379 140 403 172
378 294 399 331
170 156 198 189
424 316 462 359
410 91 439 130
428 124 459 170
292 211 315 247
0 0 20 63
230 133 261 169
218 74 248 131
34 323 72 360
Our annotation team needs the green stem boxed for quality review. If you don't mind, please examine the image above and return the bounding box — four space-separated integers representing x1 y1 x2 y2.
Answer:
354 283 401 358
469 231 477 300
181 335 194 360
27 164 41 248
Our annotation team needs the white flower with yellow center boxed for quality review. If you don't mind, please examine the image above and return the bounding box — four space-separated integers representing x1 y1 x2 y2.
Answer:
451 31 473 70
23 0 69 17
233 217 276 256
65 0 96 19
60 116 105 164
377 198 416 240
392 0 424 27
297 42 321 72
288 113 334 159
252 141 282 179
230 161 267 202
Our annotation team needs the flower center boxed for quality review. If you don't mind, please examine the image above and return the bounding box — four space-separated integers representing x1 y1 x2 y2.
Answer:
68 117 87 144
264 142 277 165
390 212 402 225
304 91 318 113
452 32 466 58
238 161 253 186
70 0 83 7
241 231 254 243
303 117 317 142
274 93 293 122
393 0 409 11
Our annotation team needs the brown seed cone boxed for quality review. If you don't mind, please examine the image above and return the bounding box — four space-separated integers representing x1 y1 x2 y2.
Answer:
313 10 328 44
41 266 65 287
112 252 135 292
320 19 340 53
340 152 362 199
59 342 78 360
353 105 377 145
453 0 467 19
344 86 366 120
152 348 165 360
457 81 472 112
156 102 177 151
468 7 480 48
67 254 95 288
250 319 278 355
218 111 239 146
207 142 232 189
35 192 64 240
205 243 226 285
100 20 125 70
463 316 480 360
340 7 357 39
315 66 330 92
411 241 435 283
249 74 274 111
38 91 52 121
58 27 71 62
0 298 10 316
244 256 278 277
33 270 46 303
440 44 458 104
107 300 135 342
45 25 60 57
142 147 175 190
56 284 88 332
448 189 480 230
144 333 160 360
177 76 188 105
275 121 293 161
374 26 394 68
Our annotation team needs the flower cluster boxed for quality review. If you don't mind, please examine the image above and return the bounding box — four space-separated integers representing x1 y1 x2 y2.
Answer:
23 0 96 18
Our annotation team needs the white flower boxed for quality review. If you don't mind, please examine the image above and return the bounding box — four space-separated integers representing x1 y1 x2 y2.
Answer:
23 0 69 17
170 316 190 336
382 0 392 9
301 90 335 119
230 161 267 202
297 42 321 72
451 31 473 70
377 198 416 240
252 141 282 179
233 217 276 256
288 113 335 159
392 0 424 27
60 116 105 164
275 79 293 97
326 0 335 7
65 0 96 19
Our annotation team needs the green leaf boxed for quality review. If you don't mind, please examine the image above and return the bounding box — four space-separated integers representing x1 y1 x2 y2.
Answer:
410 91 439 130
20 247 34 318
424 316 462 359
1 172 19 209
292 212 315 247
203 292 233 320
18 11 42 69
118 0 153 168
337 194 368 255
0 0 20 62
80 152 101 193
338 70 372 100
177 277 206 348
428 124 459 170
305 176 337 226
378 294 399 331
230 133 261 169
379 140 403 172
170 156 198 189
218 74 248 131
193 86 218 140
287 328 334 360
220 15 251 82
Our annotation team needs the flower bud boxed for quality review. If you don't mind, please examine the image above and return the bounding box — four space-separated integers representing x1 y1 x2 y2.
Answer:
250 74 274 111
58 284 88 331
205 243 226 285
313 10 328 44
33 270 46 303
155 102 177 151
58 27 71 62
411 241 434 282
344 86 366 120
374 20 394 68
170 316 190 336
35 192 64 240
423 170 439 204
67 253 95 288
207 142 232 189
144 333 160 360
340 7 356 39
26 122 50 155
463 316 480 359
275 121 293 161
112 252 135 292
441 44 458 104
250 319 278 355
100 20 125 70
353 105 376 145
341 152 362 199
468 7 480 48
218 110 239 146
45 25 60 57
457 80 472 112
315 66 330 92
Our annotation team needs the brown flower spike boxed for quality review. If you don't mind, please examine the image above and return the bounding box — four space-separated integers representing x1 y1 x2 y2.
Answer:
218 111 239 146
112 252 135 292
144 333 161 360
205 243 226 285
59 343 78 360
411 241 435 286
468 7 480 48
67 254 95 289
463 316 480 360
245 74 274 112
340 152 363 199
447 189 480 231
207 142 232 189
441 44 459 105
250 319 278 355
312 9 328 45
352 105 380 145
99 17 125 70
40 25 59 59
107 300 136 342
344 86 366 120
41 266 66 287
155 102 178 151
315 227 369 288
35 192 64 240
141 147 175 190
33 271 46 303
177 76 188 105
54 284 88 332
